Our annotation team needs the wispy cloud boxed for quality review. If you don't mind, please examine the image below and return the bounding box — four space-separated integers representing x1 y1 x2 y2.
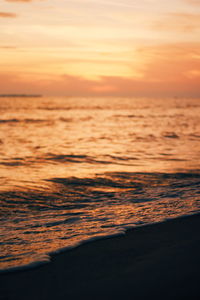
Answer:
5 0 33 2
184 0 200 5
0 46 17 49
0 12 17 17
87 0 137 9
1 42 199 97
152 13 200 33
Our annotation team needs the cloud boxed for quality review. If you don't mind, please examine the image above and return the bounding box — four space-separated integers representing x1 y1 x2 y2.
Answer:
0 12 17 18
48 42 200 97
0 46 16 49
0 42 200 97
5 0 34 2
152 13 200 33
5 0 46 2
0 68 199 98
0 12 17 17
184 0 200 5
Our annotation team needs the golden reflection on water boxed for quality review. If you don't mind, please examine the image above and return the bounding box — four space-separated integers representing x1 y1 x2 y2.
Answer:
0 95 199 182
0 97 200 268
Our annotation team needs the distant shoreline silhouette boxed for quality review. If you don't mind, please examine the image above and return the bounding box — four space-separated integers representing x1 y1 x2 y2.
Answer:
0 94 42 98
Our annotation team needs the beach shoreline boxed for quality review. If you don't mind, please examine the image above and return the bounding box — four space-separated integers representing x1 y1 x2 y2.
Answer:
1 213 199 299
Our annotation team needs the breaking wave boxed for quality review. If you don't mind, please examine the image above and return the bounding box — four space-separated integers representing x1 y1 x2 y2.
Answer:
0 171 199 270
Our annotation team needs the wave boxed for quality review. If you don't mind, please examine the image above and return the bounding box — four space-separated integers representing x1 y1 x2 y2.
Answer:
0 118 19 123
46 153 139 165
0 117 93 126
0 153 140 168
104 154 139 161
0 118 50 124
38 105 110 111
0 171 200 270
114 114 144 118
0 160 24 166
189 133 200 139
114 113 185 119
44 171 200 202
45 154 112 165
163 132 180 139
1 171 199 213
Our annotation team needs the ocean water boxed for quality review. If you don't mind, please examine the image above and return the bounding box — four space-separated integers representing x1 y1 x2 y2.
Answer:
0 97 200 270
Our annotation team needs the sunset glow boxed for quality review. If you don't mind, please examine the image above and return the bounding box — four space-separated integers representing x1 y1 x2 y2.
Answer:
0 0 200 96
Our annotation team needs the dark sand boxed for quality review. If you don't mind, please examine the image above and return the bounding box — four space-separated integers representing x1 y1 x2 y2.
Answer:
1 214 200 300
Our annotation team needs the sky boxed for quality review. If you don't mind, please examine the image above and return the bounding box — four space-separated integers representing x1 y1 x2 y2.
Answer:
0 0 200 97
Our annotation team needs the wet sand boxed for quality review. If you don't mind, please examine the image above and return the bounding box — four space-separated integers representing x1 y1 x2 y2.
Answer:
1 213 200 300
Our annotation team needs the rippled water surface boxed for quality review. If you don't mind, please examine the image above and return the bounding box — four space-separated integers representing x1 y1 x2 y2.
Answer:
0 97 200 269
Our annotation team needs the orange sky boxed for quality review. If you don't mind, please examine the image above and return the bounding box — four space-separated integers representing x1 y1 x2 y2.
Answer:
0 0 200 96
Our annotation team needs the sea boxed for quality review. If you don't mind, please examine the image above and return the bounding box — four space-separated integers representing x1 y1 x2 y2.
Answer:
0 96 200 270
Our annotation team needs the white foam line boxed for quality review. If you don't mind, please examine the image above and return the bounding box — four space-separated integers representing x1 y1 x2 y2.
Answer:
1 212 199 274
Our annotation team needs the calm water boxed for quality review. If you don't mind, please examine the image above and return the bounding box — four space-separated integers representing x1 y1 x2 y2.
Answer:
0 97 200 270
